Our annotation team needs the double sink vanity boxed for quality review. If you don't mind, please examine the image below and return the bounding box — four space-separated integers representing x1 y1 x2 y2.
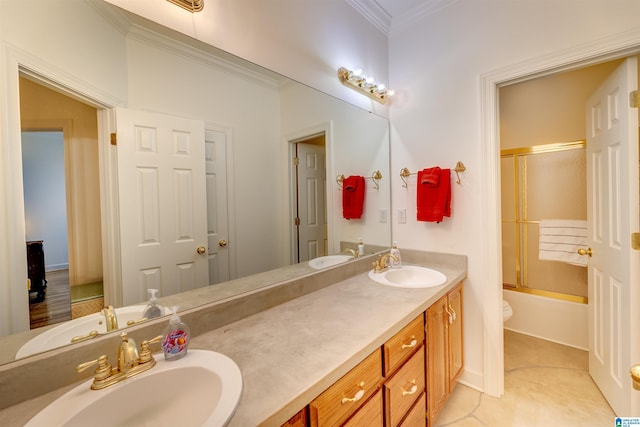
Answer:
0 249 466 426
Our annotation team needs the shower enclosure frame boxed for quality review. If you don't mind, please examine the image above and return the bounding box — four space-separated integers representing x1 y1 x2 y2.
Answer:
501 140 587 304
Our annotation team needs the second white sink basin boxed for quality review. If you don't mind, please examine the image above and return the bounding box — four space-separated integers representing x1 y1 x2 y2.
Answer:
368 265 447 288
25 349 243 427
16 305 168 359
308 254 353 269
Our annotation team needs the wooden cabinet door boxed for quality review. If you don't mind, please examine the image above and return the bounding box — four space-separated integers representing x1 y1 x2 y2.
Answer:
448 284 464 385
426 294 449 424
343 389 383 427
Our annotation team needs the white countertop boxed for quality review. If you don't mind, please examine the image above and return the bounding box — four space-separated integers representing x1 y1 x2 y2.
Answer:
1 254 465 427
194 261 465 426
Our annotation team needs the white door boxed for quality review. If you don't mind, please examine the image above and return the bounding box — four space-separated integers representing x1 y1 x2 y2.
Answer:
205 128 231 284
586 58 640 416
296 143 327 262
115 108 208 306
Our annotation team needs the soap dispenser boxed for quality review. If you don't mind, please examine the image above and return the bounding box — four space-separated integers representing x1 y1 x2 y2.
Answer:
389 241 402 269
162 306 190 361
142 288 163 319
358 238 365 256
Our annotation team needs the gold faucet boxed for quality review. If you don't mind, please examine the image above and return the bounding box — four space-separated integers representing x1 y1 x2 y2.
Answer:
101 305 118 331
343 248 358 258
372 253 399 273
76 332 163 390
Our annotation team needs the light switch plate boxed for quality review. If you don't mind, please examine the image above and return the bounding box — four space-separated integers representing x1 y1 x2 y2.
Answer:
398 208 406 224
379 209 388 223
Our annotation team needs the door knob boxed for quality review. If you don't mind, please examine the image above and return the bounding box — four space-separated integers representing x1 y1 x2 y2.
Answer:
196 246 206 255
577 247 592 257
631 364 640 390
219 240 228 248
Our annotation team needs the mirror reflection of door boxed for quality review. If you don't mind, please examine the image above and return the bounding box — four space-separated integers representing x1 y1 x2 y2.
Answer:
19 76 103 329
292 134 327 263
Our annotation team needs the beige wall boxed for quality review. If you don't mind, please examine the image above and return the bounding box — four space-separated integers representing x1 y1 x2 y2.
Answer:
499 60 623 149
19 77 102 287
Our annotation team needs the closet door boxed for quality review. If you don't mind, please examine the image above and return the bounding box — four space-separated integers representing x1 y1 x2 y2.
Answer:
115 108 208 305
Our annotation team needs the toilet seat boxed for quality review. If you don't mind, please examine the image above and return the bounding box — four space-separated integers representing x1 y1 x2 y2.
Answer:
503 300 513 322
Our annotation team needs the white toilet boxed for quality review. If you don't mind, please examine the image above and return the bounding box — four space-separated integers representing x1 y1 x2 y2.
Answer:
503 299 513 322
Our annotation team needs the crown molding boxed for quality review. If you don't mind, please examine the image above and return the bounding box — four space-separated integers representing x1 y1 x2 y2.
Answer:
392 0 460 33
85 0 132 36
345 0 391 36
126 23 283 88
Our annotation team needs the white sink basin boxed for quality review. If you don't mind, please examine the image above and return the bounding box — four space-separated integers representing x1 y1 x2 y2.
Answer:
308 254 353 269
16 305 166 359
25 350 243 427
368 265 447 288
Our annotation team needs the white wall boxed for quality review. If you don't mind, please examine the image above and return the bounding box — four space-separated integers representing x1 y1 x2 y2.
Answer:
21 132 69 271
389 0 640 392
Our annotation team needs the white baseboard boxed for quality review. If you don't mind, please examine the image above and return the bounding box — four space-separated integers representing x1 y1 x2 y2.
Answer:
459 368 484 393
45 263 69 272
503 289 587 350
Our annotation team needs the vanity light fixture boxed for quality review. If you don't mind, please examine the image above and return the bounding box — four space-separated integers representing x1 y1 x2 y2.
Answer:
338 67 392 104
166 0 204 12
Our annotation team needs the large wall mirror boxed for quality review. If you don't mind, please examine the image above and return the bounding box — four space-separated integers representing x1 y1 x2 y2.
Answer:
0 1 390 364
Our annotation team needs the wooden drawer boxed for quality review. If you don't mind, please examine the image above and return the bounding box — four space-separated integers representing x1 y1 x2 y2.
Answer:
343 389 383 427
383 314 425 376
282 407 307 427
309 349 383 426
399 392 426 427
384 345 425 427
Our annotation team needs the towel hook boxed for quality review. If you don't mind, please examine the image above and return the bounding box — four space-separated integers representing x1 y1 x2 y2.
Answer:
371 170 382 190
400 167 411 188
336 174 345 189
453 161 466 184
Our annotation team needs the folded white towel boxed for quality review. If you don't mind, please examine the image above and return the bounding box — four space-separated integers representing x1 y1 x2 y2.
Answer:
538 219 588 267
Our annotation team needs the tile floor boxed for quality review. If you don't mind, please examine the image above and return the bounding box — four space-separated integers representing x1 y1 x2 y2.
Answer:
434 330 616 426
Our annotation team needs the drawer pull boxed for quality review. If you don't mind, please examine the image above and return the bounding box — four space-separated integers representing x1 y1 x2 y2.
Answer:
445 306 454 325
401 336 418 350
341 382 365 404
401 379 418 396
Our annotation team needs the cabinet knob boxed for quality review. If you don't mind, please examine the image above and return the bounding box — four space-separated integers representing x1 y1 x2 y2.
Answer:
401 379 418 396
341 381 365 404
401 336 418 350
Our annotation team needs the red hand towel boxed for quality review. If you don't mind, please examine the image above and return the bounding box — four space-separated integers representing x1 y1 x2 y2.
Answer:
420 166 441 186
417 168 451 222
342 175 366 219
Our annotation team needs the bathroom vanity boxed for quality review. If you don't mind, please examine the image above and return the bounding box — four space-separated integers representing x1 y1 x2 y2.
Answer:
0 250 466 426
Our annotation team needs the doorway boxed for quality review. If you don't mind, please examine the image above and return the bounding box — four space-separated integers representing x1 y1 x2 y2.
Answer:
497 57 639 414
290 133 327 264
19 76 104 328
